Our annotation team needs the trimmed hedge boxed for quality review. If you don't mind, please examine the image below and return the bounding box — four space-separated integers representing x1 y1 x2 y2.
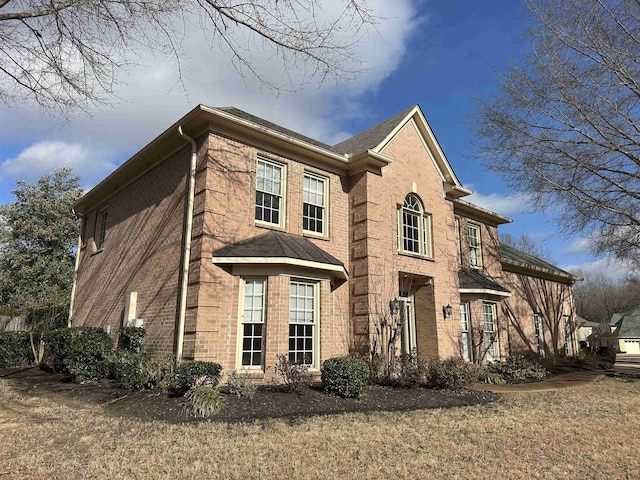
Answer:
42 327 72 373
426 357 479 390
173 361 222 395
117 327 146 353
63 327 113 382
0 331 32 368
321 356 370 398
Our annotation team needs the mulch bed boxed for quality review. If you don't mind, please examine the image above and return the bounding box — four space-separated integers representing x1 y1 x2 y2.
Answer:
0 367 498 424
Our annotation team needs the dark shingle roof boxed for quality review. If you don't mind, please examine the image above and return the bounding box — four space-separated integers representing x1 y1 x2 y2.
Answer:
216 107 335 151
499 243 574 279
211 231 344 267
331 106 416 154
458 269 510 294
611 305 640 338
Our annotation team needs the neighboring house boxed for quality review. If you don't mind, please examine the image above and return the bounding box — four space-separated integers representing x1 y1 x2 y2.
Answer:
69 104 579 379
610 306 640 354
575 316 605 349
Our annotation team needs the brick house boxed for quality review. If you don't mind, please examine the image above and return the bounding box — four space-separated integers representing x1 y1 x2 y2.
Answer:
70 104 579 378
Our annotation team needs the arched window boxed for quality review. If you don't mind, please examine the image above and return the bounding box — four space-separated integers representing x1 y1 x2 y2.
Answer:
398 193 432 257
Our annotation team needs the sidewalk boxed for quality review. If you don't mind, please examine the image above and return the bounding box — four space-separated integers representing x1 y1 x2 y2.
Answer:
470 370 607 393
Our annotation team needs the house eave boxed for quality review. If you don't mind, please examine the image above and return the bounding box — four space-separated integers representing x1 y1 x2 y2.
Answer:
459 288 512 298
501 260 577 283
211 256 348 281
452 198 512 226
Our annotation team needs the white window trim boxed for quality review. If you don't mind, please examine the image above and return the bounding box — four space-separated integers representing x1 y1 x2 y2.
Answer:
468 223 483 269
460 302 472 362
397 194 433 259
534 313 544 355
255 157 286 229
236 277 267 372
455 217 462 265
288 279 320 370
483 301 499 362
302 172 329 237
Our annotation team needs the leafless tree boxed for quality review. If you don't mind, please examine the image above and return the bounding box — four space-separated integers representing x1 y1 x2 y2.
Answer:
500 233 555 263
573 271 640 322
474 0 640 270
0 0 376 116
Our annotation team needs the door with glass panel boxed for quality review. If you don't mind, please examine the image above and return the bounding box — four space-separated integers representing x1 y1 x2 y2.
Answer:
400 293 417 355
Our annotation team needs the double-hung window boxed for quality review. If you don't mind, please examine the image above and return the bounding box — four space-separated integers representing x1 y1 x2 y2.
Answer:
398 193 432 257
239 279 266 368
460 302 472 361
255 158 284 226
483 302 499 362
289 280 318 367
303 173 327 235
468 224 482 268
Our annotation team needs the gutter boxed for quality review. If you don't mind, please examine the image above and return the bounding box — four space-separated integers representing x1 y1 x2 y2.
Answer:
67 209 82 328
176 126 198 362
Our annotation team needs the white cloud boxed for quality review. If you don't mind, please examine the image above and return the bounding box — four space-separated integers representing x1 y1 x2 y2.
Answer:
0 141 115 185
0 1 421 158
562 236 593 255
561 257 632 281
465 191 533 216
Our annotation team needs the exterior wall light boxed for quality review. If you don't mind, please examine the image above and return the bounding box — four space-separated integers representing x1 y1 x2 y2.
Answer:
443 304 453 320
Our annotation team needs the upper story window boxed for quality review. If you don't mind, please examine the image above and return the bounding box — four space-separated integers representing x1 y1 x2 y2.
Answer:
302 173 327 235
398 193 432 258
97 210 108 250
255 158 285 227
468 223 482 268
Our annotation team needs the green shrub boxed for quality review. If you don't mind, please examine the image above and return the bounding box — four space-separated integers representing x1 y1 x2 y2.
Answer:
426 357 480 390
0 332 32 368
596 347 617 366
63 327 113 383
321 356 369 398
183 383 225 418
478 370 507 385
173 361 222 395
274 354 312 394
226 371 257 399
113 351 150 389
488 354 548 384
117 327 146 353
42 327 72 373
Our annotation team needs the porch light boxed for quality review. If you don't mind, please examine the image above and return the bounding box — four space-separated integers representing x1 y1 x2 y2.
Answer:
443 304 453 320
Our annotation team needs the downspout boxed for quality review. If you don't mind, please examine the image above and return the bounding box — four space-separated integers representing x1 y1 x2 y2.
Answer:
68 209 83 328
176 126 198 362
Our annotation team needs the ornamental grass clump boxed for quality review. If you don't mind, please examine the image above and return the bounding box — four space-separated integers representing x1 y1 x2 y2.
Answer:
321 356 370 398
183 377 225 418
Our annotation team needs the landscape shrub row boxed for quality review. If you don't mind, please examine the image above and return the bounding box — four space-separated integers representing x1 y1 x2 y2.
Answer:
0 331 33 368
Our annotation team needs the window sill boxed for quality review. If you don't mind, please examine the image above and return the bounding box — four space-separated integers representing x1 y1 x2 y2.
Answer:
90 248 104 257
303 231 330 241
398 250 434 262
255 221 287 232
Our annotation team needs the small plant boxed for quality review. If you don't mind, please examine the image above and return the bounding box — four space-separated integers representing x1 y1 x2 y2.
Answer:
183 377 225 418
321 356 369 398
226 371 257 399
63 327 113 383
426 357 480 390
274 354 312 394
173 361 222 395
0 331 32 368
488 354 548 384
117 327 146 353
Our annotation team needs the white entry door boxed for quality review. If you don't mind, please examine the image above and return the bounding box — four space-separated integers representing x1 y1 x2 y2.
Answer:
400 295 417 355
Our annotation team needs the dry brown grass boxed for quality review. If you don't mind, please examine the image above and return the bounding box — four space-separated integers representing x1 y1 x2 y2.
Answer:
1 376 639 479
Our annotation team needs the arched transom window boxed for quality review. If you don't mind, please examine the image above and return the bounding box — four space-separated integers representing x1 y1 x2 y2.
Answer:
398 193 433 257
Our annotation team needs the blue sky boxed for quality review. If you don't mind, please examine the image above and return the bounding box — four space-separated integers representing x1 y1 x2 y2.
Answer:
0 0 628 279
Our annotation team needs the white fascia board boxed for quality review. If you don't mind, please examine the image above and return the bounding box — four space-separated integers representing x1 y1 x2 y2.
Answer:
459 288 512 298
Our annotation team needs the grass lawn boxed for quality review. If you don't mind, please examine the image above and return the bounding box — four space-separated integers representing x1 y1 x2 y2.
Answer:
1 375 639 479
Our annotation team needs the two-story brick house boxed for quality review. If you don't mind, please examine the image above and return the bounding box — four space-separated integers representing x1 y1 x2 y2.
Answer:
70 104 578 378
